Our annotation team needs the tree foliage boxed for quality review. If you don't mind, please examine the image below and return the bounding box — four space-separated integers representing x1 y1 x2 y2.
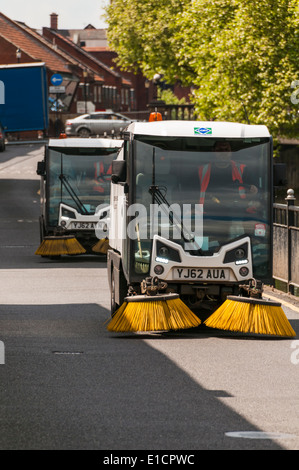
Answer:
106 0 188 79
106 0 299 138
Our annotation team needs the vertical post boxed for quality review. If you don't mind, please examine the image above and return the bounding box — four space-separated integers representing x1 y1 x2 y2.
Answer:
83 69 88 114
0 80 4 105
55 93 58 137
84 80 87 113
285 188 296 295
0 340 4 365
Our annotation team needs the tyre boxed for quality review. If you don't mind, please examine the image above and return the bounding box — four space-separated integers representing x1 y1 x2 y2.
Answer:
39 216 46 243
78 128 91 138
110 266 127 316
110 270 118 315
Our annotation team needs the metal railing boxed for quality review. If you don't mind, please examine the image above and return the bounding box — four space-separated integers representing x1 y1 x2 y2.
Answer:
148 102 195 120
273 189 299 294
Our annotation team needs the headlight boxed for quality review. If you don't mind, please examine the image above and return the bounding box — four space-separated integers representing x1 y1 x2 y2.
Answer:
159 246 169 257
235 248 245 259
61 207 76 219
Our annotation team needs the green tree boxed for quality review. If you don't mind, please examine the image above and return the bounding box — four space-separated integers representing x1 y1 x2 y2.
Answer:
106 0 299 138
178 0 299 138
106 0 189 80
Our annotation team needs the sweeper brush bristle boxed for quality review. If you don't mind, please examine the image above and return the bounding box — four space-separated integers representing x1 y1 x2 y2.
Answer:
204 296 296 337
107 294 201 332
92 238 109 254
35 236 86 256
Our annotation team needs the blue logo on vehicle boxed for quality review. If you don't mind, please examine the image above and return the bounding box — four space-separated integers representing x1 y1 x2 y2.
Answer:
194 127 212 135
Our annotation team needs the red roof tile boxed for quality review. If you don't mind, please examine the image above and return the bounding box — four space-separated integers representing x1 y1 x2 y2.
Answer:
0 13 74 74
48 30 118 78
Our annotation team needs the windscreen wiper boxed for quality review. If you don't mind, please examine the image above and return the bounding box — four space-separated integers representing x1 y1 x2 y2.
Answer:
59 174 89 215
148 149 203 255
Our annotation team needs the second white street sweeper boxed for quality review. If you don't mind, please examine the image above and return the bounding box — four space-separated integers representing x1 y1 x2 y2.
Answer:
36 137 123 257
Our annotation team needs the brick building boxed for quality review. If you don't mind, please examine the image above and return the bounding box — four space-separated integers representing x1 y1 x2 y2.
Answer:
42 14 134 115
0 11 192 138
0 12 138 137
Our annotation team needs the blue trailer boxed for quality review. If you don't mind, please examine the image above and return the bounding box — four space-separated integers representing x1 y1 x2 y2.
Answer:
0 62 48 133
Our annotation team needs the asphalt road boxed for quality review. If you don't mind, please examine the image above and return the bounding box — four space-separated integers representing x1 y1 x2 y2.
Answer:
0 143 298 453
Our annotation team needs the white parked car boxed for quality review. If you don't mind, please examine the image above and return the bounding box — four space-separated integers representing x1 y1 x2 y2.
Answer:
65 111 135 138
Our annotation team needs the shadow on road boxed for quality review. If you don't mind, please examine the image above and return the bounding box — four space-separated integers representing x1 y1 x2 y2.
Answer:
0 302 290 450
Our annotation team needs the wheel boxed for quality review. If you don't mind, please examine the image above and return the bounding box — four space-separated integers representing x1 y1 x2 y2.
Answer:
110 266 127 316
78 128 91 138
39 216 46 243
38 216 50 258
110 270 118 315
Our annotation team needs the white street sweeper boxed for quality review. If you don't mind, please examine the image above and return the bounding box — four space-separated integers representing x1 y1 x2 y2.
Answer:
106 117 295 336
36 137 123 257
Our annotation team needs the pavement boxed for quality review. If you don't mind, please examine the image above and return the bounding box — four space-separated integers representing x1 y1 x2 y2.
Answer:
6 139 48 145
263 284 299 313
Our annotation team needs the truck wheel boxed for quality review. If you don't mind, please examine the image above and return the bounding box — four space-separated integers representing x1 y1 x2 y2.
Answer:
78 128 91 138
39 216 45 243
110 267 127 316
110 270 118 315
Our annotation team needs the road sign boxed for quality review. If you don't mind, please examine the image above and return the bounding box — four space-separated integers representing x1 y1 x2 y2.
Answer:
49 85 65 94
50 74 63 86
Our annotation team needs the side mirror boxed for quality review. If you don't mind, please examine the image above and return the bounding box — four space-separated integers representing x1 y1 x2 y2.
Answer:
111 160 126 184
273 163 287 186
36 160 46 176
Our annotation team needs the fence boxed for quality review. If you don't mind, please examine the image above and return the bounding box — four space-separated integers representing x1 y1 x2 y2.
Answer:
273 189 299 294
148 102 195 120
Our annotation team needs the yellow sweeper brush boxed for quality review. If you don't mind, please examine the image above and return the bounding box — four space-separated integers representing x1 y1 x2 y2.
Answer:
107 293 201 333
204 296 296 337
35 235 86 256
92 238 109 254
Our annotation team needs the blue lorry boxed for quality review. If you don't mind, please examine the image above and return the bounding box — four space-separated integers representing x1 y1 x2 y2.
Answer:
0 62 48 134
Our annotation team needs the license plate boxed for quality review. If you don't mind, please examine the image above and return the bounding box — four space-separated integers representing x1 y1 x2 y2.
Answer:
173 267 229 281
70 222 96 229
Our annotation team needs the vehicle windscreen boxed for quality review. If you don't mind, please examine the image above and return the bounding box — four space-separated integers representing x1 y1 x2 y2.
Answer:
47 146 119 226
133 136 271 280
